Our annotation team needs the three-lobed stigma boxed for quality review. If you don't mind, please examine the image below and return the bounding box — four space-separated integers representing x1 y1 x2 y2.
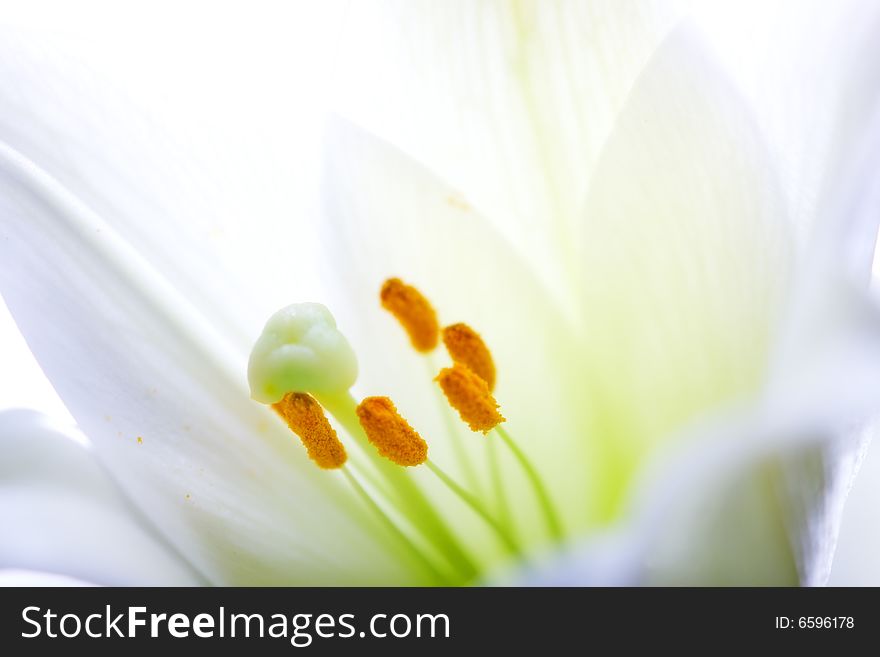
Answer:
247 303 358 404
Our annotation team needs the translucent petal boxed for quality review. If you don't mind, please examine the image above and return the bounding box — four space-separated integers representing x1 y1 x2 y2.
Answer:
515 293 880 585
0 570 95 587
0 141 418 585
0 409 200 585
0 4 348 351
695 0 880 258
573 26 793 516
332 0 693 298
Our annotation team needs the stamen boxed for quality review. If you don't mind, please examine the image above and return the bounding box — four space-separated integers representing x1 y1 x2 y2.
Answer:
341 467 452 584
442 323 496 390
323 391 479 579
496 426 564 541
356 396 428 466
425 460 521 556
273 392 347 469
380 278 439 352
435 363 505 433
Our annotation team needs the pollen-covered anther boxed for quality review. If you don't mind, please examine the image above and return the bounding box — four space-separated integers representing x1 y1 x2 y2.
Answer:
380 278 439 352
442 323 496 390
435 363 505 433
272 392 347 469
356 397 428 467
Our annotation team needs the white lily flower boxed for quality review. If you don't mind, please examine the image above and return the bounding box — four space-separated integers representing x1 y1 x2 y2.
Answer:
2 0 880 586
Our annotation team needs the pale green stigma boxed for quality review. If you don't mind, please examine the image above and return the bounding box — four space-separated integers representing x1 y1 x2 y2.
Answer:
247 303 358 404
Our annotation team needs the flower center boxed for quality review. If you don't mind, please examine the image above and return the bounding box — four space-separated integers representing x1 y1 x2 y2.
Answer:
247 278 562 584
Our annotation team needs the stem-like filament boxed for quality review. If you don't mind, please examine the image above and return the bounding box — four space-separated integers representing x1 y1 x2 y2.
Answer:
495 426 563 541
487 434 513 537
425 459 522 557
319 391 478 580
425 354 484 497
341 466 451 584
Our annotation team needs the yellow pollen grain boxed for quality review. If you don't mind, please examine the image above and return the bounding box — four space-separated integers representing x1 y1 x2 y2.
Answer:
356 396 428 467
380 278 439 352
136 436 143 445
435 363 505 433
272 392 347 469
442 323 496 390
446 195 471 212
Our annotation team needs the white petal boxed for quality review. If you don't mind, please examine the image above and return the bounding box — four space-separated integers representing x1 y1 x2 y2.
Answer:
827 417 880 585
0 570 95 587
573 25 795 516
514 290 880 585
694 0 880 259
0 142 418 585
627 419 870 586
331 0 692 299
0 295 72 421
515 433 862 586
0 409 200 585
321 118 593 546
0 5 347 350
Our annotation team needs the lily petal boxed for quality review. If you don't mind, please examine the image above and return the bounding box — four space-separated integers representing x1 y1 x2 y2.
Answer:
516 425 867 586
558 19 880 584
574 25 794 516
332 0 693 298
694 0 880 257
0 142 419 585
0 570 95 587
0 5 347 350
0 409 200 585
516 286 880 585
